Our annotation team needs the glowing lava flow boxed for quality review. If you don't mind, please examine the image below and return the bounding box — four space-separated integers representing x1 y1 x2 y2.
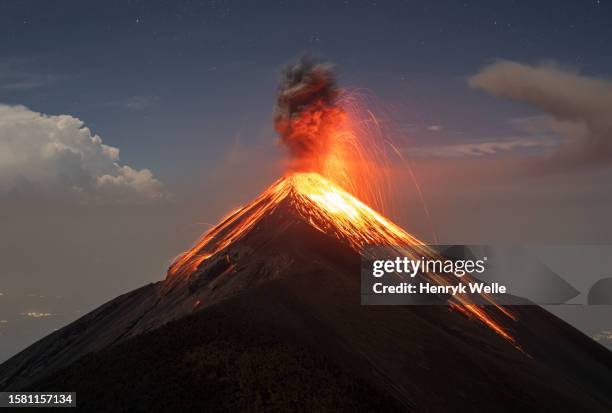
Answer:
168 172 516 343
168 173 418 278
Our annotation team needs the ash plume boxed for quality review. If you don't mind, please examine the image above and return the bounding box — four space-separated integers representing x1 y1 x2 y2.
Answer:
274 56 344 171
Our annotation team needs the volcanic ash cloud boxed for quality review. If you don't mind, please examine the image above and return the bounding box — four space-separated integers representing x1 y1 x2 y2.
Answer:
273 56 344 172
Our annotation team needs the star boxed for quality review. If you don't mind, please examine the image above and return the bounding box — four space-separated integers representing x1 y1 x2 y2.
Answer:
309 32 321 43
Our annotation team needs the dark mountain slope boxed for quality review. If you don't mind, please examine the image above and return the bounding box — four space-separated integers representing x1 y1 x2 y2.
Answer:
27 222 612 412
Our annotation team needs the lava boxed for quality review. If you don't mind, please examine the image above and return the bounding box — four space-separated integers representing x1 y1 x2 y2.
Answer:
167 172 421 279
168 172 516 344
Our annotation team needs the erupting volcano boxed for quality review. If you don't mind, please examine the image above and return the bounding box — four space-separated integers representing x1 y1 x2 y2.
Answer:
1 57 610 412
168 56 515 343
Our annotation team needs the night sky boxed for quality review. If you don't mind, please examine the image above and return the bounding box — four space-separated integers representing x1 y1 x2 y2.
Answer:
1 0 611 184
1 1 611 361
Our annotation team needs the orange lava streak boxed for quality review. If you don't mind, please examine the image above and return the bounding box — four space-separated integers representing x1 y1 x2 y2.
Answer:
168 172 516 344
167 187 286 278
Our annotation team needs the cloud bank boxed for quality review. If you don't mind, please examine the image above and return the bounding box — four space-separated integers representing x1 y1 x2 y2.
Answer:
469 60 612 172
0 104 165 203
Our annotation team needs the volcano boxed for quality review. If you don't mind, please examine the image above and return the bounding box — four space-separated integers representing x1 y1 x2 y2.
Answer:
1 172 611 412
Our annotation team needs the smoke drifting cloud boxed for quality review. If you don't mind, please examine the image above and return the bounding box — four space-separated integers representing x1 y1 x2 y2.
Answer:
469 60 612 172
273 56 343 171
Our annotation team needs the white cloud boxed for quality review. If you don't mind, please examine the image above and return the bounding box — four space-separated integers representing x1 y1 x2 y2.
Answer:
0 104 166 203
469 60 612 172
410 137 558 158
427 125 443 132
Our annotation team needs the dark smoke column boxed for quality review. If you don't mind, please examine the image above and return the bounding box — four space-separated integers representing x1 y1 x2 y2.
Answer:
274 56 344 172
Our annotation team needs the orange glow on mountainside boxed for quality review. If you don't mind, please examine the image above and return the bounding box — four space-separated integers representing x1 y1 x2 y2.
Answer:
168 172 516 344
